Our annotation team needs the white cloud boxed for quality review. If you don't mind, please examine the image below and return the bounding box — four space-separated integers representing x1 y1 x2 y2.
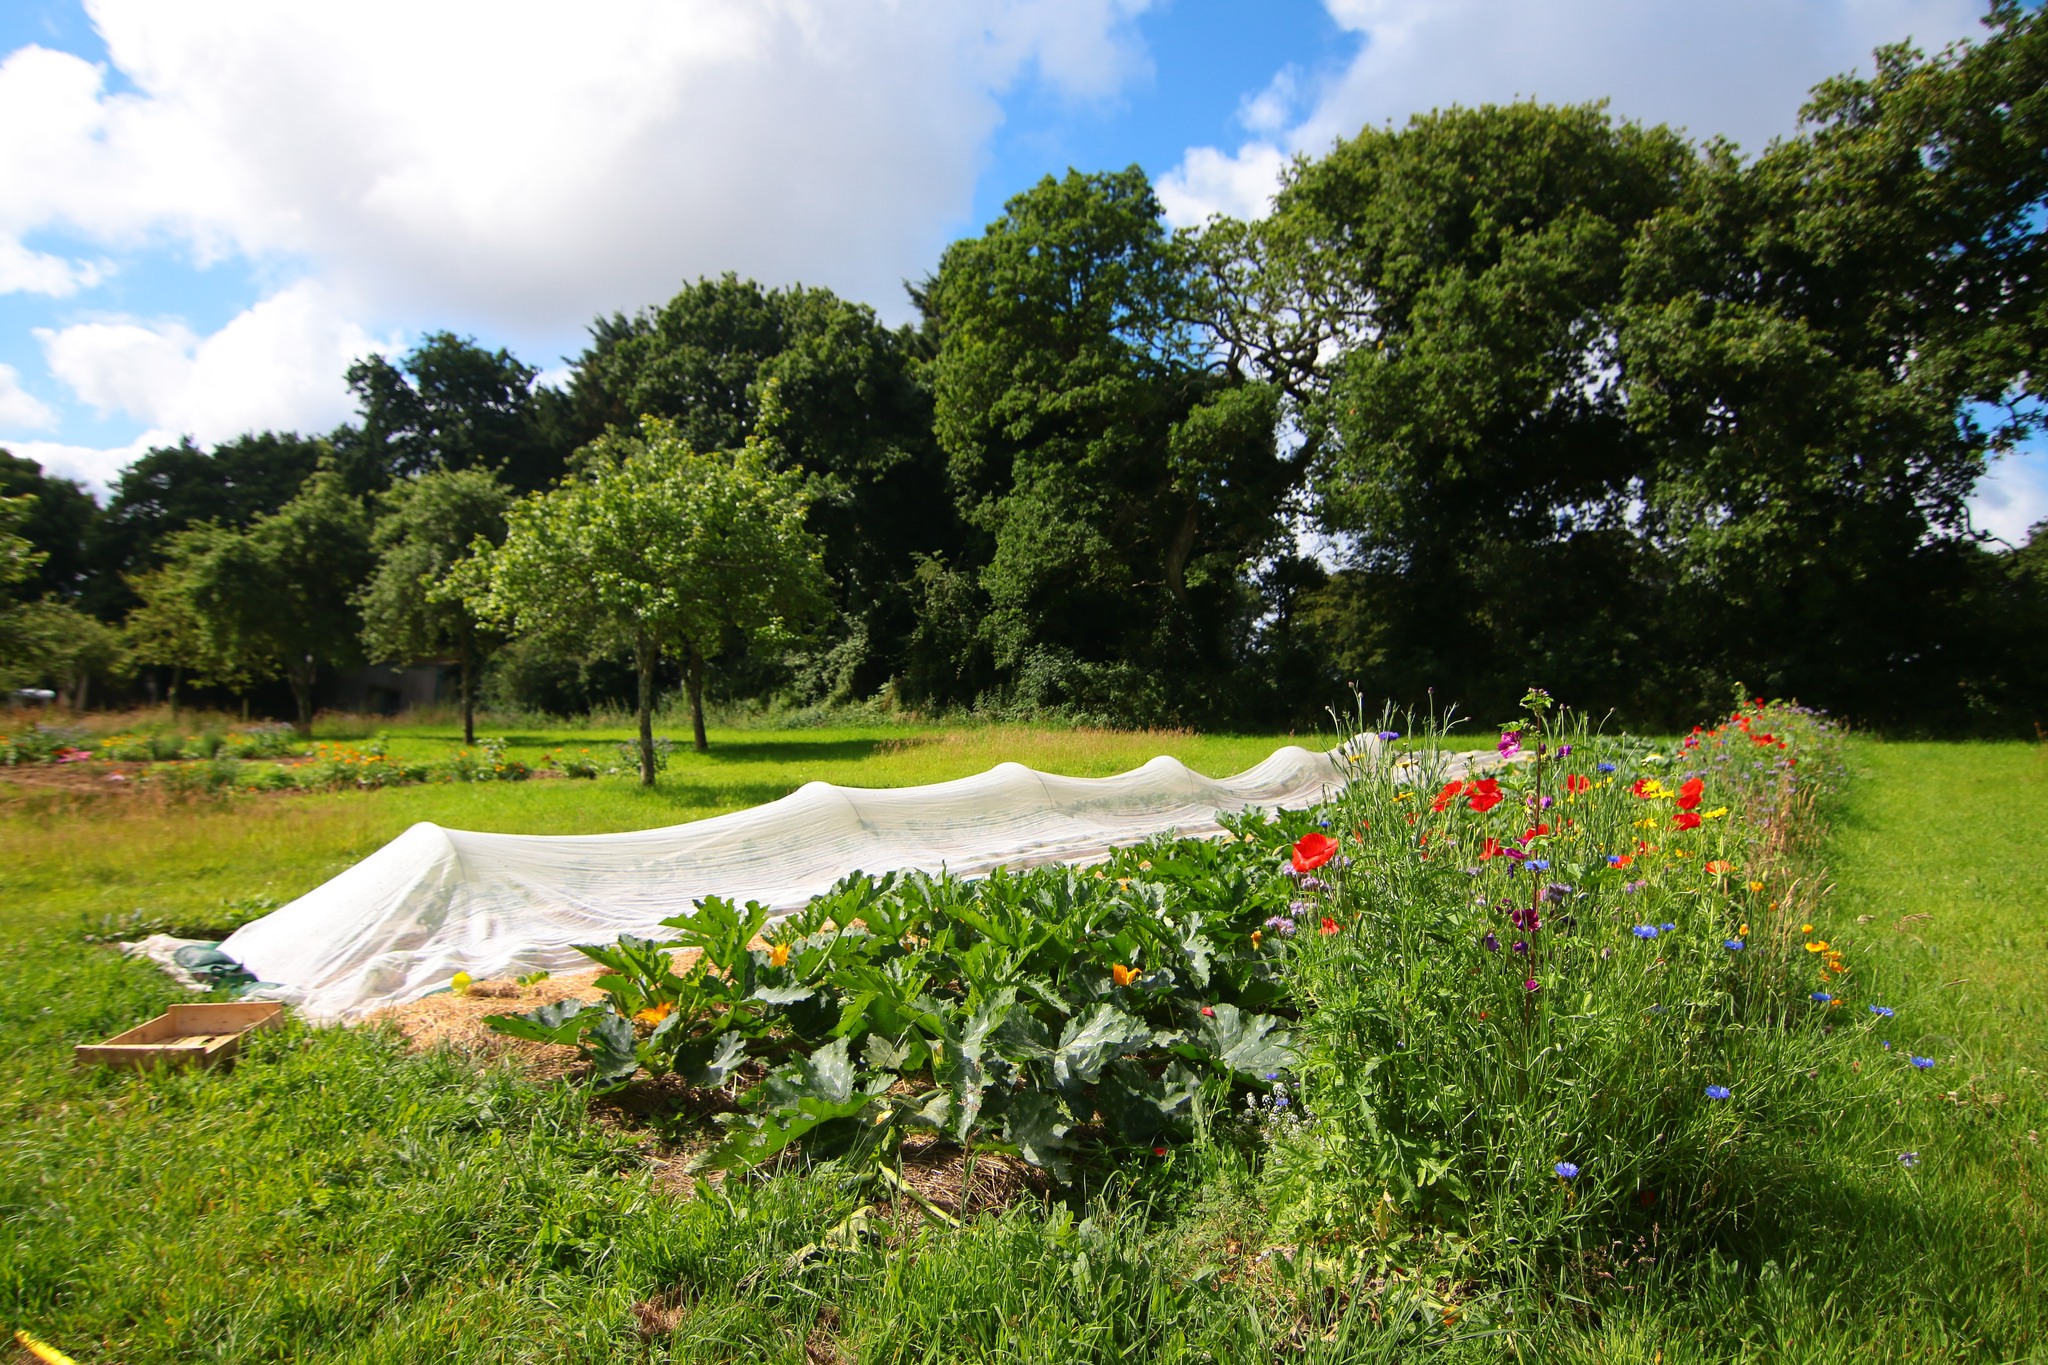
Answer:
1969 448 2048 547
1155 143 1292 225
36 280 401 445
0 428 169 492
0 0 1158 331
0 237 110 297
0 362 58 431
1160 0 1989 226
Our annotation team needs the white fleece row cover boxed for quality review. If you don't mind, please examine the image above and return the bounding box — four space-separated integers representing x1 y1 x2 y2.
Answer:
221 737 1495 1021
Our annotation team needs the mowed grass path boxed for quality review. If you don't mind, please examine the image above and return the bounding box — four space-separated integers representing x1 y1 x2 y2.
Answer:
0 731 2040 1362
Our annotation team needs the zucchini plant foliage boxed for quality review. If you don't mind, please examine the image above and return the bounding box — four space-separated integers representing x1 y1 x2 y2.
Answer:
485 814 1315 1181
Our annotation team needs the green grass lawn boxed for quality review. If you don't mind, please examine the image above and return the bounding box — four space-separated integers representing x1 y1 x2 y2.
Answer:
0 729 2039 1362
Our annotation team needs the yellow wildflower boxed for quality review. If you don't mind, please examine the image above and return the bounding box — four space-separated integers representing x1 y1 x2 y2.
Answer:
1748 880 1765 893
769 942 790 968
451 971 472 995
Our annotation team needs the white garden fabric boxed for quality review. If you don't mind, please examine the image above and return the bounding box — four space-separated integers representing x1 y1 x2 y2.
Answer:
220 737 1503 1021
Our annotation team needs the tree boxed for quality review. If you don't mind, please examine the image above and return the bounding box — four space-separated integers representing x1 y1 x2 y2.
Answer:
1201 103 1694 720
571 276 957 701
177 472 374 734
358 468 513 744
7 600 125 706
123 557 240 715
89 433 327 616
0 494 47 682
1613 3 2047 728
461 417 829 783
337 333 569 493
929 166 1294 722
0 452 99 601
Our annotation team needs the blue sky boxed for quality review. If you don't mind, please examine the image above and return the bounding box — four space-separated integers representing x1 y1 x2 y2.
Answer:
0 0 2039 541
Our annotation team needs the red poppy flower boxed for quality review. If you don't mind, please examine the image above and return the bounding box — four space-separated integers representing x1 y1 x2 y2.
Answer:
1480 836 1504 860
1676 777 1704 811
1522 821 1551 843
1431 780 1465 813
1320 917 1340 935
1466 778 1503 813
1610 853 1634 869
1153 1145 1168 1156
1674 812 1703 831
1291 831 1338 873
1705 860 1731 874
1566 774 1591 794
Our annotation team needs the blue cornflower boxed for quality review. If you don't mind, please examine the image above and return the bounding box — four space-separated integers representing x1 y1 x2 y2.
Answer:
1554 1162 1580 1179
1882 1041 1893 1051
1898 1152 1919 1168
1597 762 1617 773
1607 854 1626 867
1378 730 1401 741
1811 992 1834 1003
1869 1004 1894 1018
1633 925 1659 939
1911 1056 1935 1069
1704 1085 1732 1101
1660 922 1676 932
1264 1072 1281 1081
1724 938 1745 951
1528 858 1551 871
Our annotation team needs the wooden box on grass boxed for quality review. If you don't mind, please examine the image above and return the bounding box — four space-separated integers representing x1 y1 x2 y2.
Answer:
75 1001 284 1071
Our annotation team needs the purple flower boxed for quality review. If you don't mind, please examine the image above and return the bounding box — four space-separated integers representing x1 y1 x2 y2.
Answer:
1512 939 1529 955
1898 1152 1919 1168
1868 1005 1894 1018
1481 931 1500 953
1910 1056 1934 1069
1288 899 1316 916
1523 977 1539 992
1263 915 1298 937
1556 744 1572 757
1633 925 1659 940
1298 876 1328 894
1554 1161 1579 1178
1498 731 1522 758
1378 730 1401 741
1704 1085 1731 1101
1541 882 1573 904
1724 938 1745 951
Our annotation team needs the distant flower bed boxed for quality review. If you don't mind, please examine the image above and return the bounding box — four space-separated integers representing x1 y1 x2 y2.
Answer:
129 736 613 796
1 722 303 767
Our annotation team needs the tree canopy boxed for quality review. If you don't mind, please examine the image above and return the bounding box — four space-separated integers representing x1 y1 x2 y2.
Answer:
460 418 829 781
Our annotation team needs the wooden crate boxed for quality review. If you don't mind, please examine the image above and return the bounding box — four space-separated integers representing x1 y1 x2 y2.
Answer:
74 1001 285 1071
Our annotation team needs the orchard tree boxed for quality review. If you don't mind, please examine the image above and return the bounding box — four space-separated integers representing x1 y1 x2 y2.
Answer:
176 472 374 734
460 417 829 784
358 467 513 744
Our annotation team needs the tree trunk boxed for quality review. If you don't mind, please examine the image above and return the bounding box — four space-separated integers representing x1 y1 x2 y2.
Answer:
459 650 476 747
288 659 316 737
635 633 658 787
1163 501 1200 611
686 642 708 753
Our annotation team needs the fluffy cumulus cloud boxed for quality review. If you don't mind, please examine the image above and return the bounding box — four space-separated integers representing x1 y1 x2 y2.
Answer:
0 363 58 431
35 281 401 445
0 0 1156 330
1157 0 1989 225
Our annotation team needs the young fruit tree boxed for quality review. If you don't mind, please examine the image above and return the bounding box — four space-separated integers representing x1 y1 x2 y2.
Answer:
459 417 829 785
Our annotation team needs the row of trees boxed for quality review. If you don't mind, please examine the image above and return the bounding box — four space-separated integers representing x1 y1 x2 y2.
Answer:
4 3 2045 734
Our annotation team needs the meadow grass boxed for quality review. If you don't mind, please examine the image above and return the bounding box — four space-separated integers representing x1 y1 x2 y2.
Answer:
0 727 2038 1362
